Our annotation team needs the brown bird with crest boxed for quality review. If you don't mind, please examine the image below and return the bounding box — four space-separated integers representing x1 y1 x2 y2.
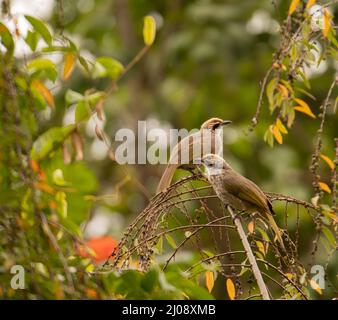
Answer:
156 118 232 193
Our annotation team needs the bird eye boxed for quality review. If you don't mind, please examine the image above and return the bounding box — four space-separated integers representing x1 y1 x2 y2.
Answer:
212 123 220 130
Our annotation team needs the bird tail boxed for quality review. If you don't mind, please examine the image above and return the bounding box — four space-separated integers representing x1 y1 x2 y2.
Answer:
266 213 286 252
156 164 178 194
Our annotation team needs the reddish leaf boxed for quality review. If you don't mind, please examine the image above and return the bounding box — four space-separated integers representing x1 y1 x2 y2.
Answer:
79 236 117 264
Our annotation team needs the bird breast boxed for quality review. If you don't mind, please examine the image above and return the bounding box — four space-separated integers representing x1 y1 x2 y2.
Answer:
208 174 255 213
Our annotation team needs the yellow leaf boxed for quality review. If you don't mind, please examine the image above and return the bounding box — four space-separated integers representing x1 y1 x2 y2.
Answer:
272 125 283 144
285 273 294 280
32 79 55 108
322 210 338 223
294 98 311 109
256 241 266 256
323 9 331 38
318 182 331 193
294 98 316 118
143 15 156 46
276 118 288 134
53 281 64 300
205 271 214 293
278 84 289 98
181 291 190 299
85 264 94 273
226 278 236 300
288 0 300 15
63 52 76 80
306 0 316 9
309 279 322 295
320 154 335 170
247 221 255 234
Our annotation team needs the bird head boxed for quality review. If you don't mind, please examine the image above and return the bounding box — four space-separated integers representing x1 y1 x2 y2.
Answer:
199 154 230 175
200 118 232 130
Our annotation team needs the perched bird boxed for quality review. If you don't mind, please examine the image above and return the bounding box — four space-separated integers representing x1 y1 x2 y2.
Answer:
156 118 232 193
200 153 285 251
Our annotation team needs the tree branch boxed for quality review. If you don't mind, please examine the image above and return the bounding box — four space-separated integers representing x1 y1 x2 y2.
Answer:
225 205 270 300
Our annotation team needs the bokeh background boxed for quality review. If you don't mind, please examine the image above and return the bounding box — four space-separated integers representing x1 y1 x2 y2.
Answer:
1 0 337 299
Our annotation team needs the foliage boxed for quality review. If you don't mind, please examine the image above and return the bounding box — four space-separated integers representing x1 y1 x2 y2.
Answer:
0 0 337 300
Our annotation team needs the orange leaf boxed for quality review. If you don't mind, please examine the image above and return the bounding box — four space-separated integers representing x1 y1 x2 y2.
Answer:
247 221 255 234
63 52 76 80
272 125 283 144
53 281 64 300
205 271 214 293
288 0 300 15
320 154 335 170
306 0 316 9
310 279 322 294
30 159 40 173
33 182 54 194
31 79 55 108
78 236 117 264
30 159 46 181
85 288 98 299
318 182 331 193
323 9 331 38
226 278 236 300
278 84 289 98
294 98 316 118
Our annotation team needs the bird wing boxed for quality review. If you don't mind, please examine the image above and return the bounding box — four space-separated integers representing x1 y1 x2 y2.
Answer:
225 172 269 211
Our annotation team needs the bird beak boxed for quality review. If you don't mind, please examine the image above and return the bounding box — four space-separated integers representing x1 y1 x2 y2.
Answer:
222 120 232 126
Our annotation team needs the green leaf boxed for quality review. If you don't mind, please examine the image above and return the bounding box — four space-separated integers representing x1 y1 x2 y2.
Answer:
166 266 214 300
266 78 278 111
86 91 105 105
263 128 274 147
30 124 76 160
52 169 67 186
165 234 177 249
25 30 39 51
322 226 336 248
28 58 56 70
28 58 57 82
75 101 91 122
25 15 52 46
30 85 47 110
0 22 14 57
42 46 72 53
92 57 124 80
78 56 90 73
297 70 311 89
141 269 159 292
202 250 215 258
55 191 67 219
65 89 83 106
154 236 163 254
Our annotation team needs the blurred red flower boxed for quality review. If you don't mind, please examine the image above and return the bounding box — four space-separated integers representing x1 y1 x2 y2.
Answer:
78 236 117 264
